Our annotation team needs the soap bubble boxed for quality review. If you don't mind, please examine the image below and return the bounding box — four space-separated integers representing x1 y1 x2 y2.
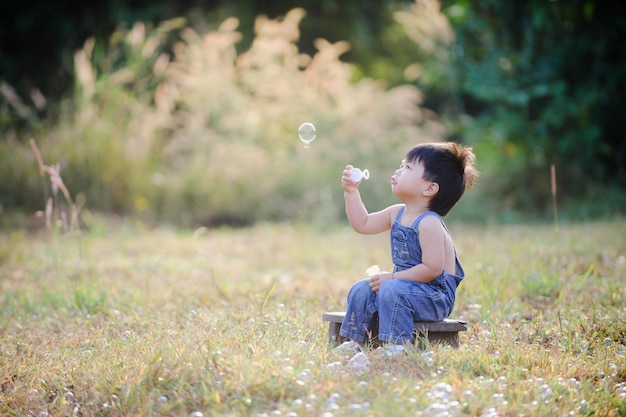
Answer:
421 351 435 367
423 402 447 417
347 352 370 375
349 167 370 182
333 341 362 359
538 384 553 402
298 122 316 148
428 382 453 401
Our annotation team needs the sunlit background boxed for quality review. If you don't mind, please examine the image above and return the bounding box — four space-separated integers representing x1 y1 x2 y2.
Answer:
1 0 625 229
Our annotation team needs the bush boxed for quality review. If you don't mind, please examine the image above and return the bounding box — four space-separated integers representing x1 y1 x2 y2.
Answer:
2 9 441 227
392 0 626 220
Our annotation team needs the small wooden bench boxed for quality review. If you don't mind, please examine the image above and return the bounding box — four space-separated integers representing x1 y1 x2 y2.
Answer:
322 311 467 348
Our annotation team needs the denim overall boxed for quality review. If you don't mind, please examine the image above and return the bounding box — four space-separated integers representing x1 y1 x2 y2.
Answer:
339 208 465 344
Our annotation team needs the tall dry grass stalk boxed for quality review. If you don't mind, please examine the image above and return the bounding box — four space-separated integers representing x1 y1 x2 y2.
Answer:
551 164 558 231
29 138 83 237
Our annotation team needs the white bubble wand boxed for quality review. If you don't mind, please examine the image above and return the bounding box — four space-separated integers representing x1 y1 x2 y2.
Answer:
349 167 370 183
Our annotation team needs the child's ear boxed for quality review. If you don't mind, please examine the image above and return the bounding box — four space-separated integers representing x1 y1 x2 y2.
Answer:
424 182 439 197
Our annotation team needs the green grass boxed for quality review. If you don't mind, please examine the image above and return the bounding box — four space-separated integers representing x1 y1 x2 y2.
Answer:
1 219 625 416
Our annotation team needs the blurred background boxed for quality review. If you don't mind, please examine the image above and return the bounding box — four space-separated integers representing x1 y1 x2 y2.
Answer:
1 0 625 229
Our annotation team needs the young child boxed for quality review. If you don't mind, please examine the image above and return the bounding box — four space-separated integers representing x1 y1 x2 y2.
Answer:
339 142 478 355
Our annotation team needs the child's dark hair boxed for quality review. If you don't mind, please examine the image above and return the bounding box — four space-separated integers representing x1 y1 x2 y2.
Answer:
406 142 479 216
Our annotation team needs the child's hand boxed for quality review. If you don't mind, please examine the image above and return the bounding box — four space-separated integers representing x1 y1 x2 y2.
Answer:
369 272 394 293
342 165 360 192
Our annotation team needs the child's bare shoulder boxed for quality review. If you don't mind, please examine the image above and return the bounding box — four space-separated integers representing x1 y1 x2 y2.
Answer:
418 213 445 232
382 203 404 220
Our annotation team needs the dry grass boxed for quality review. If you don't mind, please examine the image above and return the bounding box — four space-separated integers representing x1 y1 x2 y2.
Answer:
1 218 625 416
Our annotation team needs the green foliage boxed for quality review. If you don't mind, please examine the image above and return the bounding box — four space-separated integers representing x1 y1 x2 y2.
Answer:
2 11 439 226
2 0 625 224
393 0 626 218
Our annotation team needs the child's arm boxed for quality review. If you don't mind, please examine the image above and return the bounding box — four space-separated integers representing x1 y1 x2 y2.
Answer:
369 216 446 292
342 165 398 234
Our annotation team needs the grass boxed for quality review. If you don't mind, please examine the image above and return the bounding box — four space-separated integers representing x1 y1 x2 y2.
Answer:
1 218 625 416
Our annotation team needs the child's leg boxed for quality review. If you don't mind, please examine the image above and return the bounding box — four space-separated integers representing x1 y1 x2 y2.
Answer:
339 279 377 343
377 279 452 345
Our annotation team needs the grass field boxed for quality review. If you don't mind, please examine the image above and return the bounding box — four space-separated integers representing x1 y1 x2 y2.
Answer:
1 219 625 416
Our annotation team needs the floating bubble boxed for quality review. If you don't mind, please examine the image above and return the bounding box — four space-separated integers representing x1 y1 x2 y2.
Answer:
421 351 435 367
538 384 553 402
479 408 500 417
333 341 362 357
347 352 370 375
64 391 75 404
423 402 447 417
428 382 453 401
298 122 316 148
491 393 507 404
349 167 370 182
325 361 343 373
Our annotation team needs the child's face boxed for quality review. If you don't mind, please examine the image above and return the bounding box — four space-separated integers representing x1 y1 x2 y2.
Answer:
391 158 430 199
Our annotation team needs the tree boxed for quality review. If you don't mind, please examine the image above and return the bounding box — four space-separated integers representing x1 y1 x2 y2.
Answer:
395 0 626 217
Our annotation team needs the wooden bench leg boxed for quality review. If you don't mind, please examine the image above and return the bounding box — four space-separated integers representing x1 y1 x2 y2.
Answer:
327 321 344 345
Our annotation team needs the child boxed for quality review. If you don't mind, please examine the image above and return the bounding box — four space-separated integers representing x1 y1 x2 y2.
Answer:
339 142 478 355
